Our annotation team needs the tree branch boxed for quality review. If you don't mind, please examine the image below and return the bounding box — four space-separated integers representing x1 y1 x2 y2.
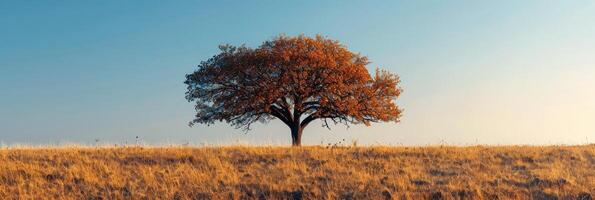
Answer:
270 105 291 126
300 114 318 128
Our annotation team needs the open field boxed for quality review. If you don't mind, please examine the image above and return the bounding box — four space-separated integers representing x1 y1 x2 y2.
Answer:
0 145 593 200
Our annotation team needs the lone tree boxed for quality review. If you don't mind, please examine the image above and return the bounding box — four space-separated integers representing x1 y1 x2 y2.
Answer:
185 35 402 146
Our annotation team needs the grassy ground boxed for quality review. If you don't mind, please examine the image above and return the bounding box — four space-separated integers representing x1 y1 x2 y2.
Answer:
0 145 593 200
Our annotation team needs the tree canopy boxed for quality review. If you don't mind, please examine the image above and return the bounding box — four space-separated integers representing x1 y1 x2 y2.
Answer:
185 35 402 146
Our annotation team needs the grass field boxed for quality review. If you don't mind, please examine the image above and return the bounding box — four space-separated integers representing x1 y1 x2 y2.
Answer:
0 145 593 199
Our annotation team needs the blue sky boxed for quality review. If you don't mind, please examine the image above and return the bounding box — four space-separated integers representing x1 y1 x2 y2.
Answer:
1 1 594 145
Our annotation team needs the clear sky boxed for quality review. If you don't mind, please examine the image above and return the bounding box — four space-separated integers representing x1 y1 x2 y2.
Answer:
1 1 594 146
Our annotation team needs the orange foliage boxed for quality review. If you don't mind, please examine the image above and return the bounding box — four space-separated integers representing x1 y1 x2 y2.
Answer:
185 35 402 145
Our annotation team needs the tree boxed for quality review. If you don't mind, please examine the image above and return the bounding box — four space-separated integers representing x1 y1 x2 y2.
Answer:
185 35 402 146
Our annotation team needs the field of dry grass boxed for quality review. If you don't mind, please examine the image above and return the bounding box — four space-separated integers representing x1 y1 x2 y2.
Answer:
0 145 593 200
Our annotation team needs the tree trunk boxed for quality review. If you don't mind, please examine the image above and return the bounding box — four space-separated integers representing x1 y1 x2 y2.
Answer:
290 125 303 146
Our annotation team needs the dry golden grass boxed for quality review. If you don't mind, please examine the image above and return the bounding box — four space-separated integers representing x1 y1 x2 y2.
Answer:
0 145 593 200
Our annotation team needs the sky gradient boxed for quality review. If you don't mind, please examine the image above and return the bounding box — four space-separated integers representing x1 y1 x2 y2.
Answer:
1 1 594 146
